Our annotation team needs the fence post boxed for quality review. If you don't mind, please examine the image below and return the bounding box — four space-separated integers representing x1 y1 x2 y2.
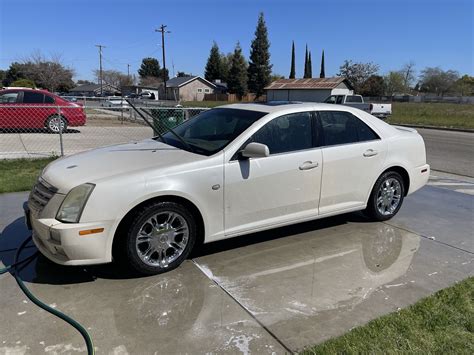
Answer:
57 105 64 156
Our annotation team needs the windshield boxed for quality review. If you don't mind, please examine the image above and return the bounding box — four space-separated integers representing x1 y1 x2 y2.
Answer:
157 108 266 156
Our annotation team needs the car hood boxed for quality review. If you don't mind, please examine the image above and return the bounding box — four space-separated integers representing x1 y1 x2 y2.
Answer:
41 139 201 193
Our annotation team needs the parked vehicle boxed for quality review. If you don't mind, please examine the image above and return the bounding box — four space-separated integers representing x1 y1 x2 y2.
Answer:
324 95 392 119
0 89 86 133
102 96 129 108
25 103 429 275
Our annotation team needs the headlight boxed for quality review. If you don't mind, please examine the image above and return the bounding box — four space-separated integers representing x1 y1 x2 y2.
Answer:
56 183 95 223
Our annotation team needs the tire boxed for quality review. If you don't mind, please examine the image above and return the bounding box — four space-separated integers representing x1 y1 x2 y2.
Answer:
365 171 405 221
120 201 197 275
46 115 67 133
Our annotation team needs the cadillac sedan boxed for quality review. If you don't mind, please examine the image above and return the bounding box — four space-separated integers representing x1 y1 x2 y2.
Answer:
25 103 429 275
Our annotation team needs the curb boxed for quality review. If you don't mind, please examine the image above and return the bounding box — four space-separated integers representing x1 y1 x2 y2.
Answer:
392 123 474 133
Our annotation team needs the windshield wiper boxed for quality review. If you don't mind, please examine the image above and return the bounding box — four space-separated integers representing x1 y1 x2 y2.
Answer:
124 99 165 142
142 108 195 154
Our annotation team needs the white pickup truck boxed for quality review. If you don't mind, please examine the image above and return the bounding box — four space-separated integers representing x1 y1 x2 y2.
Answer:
324 94 392 119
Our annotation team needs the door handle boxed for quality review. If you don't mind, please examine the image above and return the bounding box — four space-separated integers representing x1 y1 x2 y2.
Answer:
363 149 378 157
299 161 319 170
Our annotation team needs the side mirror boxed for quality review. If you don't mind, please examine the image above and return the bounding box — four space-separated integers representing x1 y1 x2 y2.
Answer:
240 142 270 159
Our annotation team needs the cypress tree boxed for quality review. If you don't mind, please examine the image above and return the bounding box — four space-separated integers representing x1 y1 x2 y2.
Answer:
289 41 296 79
204 41 223 82
308 51 313 78
303 45 310 78
320 50 325 78
247 12 273 98
227 42 248 98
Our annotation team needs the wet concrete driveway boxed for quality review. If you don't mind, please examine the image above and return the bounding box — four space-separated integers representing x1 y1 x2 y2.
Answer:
1 174 473 354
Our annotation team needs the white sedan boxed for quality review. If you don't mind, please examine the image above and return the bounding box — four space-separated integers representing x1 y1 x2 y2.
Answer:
25 103 430 275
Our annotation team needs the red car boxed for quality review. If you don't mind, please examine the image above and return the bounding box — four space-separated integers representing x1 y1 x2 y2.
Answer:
0 88 86 133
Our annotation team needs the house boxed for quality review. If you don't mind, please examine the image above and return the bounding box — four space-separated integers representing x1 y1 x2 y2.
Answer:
69 83 119 96
162 76 216 101
265 77 354 102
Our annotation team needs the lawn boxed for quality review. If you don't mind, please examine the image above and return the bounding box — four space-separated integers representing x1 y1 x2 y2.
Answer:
0 157 56 193
386 102 474 129
304 277 474 354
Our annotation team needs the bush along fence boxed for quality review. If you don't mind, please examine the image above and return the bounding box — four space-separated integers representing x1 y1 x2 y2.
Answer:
0 102 207 159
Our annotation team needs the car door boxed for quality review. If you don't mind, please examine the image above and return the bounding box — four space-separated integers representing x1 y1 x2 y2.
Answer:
224 111 322 236
317 110 387 215
20 90 50 129
0 90 20 128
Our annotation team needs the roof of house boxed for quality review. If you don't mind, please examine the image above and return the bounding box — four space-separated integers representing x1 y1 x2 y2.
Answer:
166 76 216 88
70 83 118 92
264 77 353 90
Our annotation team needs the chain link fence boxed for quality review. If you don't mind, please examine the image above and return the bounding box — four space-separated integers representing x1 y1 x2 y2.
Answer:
0 102 208 159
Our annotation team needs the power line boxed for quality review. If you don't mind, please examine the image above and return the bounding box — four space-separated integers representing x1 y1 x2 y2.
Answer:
155 24 170 95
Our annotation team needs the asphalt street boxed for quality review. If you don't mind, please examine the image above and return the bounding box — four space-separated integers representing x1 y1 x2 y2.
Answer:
418 128 474 177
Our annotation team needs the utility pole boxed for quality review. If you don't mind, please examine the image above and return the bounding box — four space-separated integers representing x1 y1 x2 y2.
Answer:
95 44 105 96
155 25 170 97
127 64 131 79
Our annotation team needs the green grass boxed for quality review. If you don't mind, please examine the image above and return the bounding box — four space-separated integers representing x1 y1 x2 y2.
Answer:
304 277 474 354
0 158 56 193
387 102 474 129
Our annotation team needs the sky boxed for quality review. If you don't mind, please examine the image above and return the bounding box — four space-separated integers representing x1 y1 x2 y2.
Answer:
0 0 472 82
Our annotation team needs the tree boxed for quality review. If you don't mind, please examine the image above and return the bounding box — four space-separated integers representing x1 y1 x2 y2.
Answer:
360 75 384 96
455 75 474 96
338 60 380 92
204 42 223 82
247 12 273 98
94 69 132 89
307 51 313 78
270 73 285 82
2 62 27 86
11 78 36 88
320 50 325 78
419 67 460 96
384 71 406 95
400 61 416 89
177 71 193 77
0 70 6 85
289 41 296 79
303 45 310 78
227 42 248 98
76 79 95 85
138 57 160 78
220 52 233 83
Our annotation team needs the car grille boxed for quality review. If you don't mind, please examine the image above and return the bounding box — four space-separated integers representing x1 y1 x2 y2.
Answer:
29 178 58 212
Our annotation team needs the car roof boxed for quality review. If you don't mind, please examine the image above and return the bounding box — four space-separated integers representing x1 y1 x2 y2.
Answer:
0 88 53 95
218 102 354 113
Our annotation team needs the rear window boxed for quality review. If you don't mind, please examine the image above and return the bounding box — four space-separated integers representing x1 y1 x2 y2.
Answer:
23 91 45 103
44 95 55 104
345 95 363 103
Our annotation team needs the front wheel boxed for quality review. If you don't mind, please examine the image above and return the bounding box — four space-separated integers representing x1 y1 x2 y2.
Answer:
122 201 197 275
365 171 405 221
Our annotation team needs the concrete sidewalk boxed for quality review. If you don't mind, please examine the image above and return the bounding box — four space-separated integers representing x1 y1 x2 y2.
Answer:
0 176 473 354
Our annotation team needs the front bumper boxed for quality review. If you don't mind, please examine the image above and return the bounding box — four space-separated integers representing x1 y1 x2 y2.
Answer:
24 202 113 265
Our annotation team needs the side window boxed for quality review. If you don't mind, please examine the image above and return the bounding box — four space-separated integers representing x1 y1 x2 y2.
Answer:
345 95 363 103
251 112 313 155
324 95 336 104
318 111 379 146
44 95 55 104
22 91 45 103
336 95 344 104
0 92 19 103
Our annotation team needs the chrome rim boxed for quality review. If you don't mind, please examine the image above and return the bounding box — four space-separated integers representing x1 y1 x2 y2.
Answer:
376 178 402 216
48 116 65 133
135 211 189 268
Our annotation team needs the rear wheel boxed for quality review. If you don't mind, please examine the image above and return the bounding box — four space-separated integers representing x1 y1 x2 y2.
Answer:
121 201 197 275
365 171 405 221
46 115 67 133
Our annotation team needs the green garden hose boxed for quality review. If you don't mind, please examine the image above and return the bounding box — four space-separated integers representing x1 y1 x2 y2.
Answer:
0 236 95 355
